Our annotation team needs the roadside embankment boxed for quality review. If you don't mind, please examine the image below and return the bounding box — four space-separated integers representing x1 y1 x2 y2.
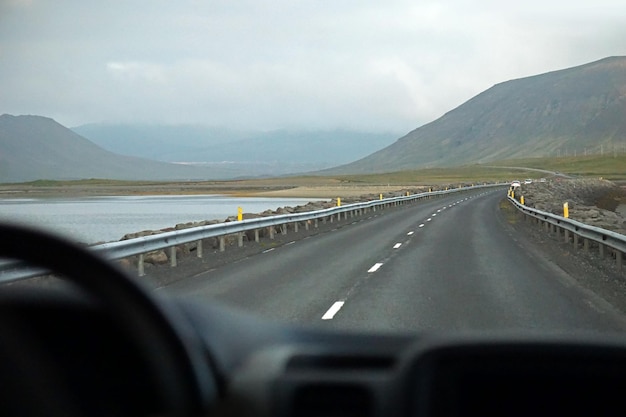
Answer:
512 178 626 234
115 186 438 269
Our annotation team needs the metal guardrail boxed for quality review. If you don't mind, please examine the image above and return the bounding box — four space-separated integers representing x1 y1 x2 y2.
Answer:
507 195 625 270
0 184 504 283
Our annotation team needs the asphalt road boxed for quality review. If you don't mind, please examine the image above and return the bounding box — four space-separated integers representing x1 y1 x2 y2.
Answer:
163 189 626 334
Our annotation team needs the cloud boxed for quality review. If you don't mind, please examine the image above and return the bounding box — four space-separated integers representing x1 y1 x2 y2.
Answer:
1 1 625 131
106 61 167 84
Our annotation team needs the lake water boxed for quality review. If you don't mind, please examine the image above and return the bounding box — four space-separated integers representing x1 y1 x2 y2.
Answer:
0 195 327 244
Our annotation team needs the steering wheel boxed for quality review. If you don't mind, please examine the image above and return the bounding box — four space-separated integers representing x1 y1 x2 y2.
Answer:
0 223 216 416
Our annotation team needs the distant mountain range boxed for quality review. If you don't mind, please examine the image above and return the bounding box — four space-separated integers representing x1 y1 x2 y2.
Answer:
0 115 229 182
2 56 625 182
325 56 626 174
0 115 396 182
71 124 397 168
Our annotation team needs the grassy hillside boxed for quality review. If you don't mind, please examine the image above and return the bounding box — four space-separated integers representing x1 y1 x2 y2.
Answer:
325 56 626 174
490 154 626 180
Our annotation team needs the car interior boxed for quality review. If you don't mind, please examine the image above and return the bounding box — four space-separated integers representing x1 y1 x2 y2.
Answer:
2 222 626 417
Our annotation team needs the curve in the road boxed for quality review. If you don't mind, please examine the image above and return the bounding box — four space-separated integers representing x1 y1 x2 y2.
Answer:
164 189 626 335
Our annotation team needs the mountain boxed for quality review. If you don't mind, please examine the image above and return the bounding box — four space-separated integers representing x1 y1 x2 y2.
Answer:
71 124 397 168
0 115 245 182
324 56 626 174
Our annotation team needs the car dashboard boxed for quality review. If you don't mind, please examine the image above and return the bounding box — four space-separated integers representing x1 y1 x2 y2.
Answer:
3 287 626 417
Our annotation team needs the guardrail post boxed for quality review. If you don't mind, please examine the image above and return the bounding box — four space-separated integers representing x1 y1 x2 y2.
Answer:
197 240 203 258
329 215 333 223
219 236 226 251
305 221 310 231
617 250 623 270
294 222 299 232
315 219 319 228
238 233 244 247
344 211 348 220
574 233 579 248
583 238 589 252
170 247 177 267
138 254 145 276
269 227 275 239
564 229 570 243
255 229 260 242
281 224 287 235
599 242 605 259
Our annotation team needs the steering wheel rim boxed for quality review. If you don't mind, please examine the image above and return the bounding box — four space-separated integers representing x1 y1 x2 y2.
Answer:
0 223 216 416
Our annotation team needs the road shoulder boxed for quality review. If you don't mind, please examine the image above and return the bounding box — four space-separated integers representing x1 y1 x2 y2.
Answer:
497 198 626 315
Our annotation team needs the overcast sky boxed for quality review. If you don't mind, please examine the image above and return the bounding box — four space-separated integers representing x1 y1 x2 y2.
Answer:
1 0 625 133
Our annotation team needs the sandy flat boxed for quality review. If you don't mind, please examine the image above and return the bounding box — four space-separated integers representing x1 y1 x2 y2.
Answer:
247 185 422 198
0 183 425 199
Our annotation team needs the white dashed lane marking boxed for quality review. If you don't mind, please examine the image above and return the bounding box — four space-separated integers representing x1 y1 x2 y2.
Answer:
319 191 494 321
322 301 345 320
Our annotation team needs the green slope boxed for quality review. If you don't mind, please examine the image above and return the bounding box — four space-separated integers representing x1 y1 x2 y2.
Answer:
326 56 626 174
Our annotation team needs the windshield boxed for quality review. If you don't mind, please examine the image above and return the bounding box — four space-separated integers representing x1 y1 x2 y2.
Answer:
1 1 626 336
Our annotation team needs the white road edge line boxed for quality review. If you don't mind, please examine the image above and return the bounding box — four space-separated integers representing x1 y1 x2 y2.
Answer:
322 301 345 320
427 218 432 222
368 263 384 273
407 231 414 235
419 224 425 228
262 248 275 253
393 243 402 249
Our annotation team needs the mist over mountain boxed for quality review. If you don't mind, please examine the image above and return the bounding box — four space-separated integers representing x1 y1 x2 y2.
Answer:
0 115 244 182
0 115 397 182
71 124 397 167
325 56 626 174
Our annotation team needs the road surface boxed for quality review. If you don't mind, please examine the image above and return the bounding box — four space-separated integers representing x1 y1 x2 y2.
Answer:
163 188 626 334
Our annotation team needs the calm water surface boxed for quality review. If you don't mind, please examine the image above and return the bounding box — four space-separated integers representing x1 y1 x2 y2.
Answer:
0 195 326 243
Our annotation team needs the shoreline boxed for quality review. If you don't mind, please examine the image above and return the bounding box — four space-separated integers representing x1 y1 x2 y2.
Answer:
0 184 417 199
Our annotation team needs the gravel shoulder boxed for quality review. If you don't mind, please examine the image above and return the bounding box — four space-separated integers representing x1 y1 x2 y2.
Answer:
498 197 626 316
